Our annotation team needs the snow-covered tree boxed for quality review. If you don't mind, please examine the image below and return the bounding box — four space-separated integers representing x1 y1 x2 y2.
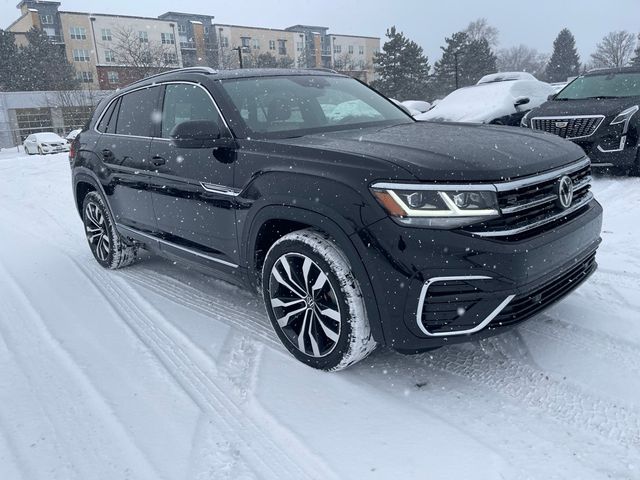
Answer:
545 29 581 82
372 26 431 100
18 28 78 91
464 18 499 48
590 31 636 68
110 26 178 79
431 32 497 97
497 45 548 77
0 29 20 91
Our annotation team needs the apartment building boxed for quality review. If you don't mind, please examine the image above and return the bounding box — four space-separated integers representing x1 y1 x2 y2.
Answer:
6 2 379 85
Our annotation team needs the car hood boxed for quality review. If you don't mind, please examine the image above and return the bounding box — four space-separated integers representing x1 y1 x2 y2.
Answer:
275 122 586 182
530 96 640 119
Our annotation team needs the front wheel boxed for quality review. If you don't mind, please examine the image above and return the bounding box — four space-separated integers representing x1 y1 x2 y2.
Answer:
82 191 138 269
262 230 376 371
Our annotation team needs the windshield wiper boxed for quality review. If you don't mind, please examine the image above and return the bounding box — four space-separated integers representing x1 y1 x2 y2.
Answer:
582 96 619 100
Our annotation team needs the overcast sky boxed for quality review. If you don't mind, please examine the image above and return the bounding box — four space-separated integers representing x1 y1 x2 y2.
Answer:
2 0 638 62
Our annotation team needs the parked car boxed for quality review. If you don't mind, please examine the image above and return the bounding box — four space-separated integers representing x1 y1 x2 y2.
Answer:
23 132 70 155
71 67 602 371
390 98 421 116
523 67 640 175
66 129 82 141
477 72 538 84
417 77 555 126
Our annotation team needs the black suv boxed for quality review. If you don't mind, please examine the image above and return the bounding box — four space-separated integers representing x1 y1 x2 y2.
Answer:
71 67 603 371
523 67 640 175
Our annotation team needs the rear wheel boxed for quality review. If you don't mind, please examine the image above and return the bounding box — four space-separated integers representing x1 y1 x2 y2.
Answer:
82 191 137 269
262 230 376 371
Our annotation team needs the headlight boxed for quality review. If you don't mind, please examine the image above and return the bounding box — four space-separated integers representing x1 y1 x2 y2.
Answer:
371 183 499 228
610 105 638 134
520 111 532 128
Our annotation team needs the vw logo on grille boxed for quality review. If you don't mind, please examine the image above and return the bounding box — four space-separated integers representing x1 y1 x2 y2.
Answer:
555 121 569 129
556 176 574 209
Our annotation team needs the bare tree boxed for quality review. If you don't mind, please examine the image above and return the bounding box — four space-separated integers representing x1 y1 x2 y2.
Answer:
497 45 548 77
590 31 636 68
110 26 179 79
464 18 499 48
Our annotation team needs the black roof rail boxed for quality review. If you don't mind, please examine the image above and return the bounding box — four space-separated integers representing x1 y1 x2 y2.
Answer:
127 66 218 87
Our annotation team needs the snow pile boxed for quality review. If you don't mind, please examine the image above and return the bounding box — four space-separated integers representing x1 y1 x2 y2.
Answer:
401 100 432 113
477 72 538 84
416 80 555 123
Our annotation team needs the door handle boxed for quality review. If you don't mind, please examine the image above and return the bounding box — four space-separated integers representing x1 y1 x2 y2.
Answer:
152 156 166 166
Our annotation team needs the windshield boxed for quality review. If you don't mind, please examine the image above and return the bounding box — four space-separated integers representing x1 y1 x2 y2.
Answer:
555 72 640 100
219 75 411 138
35 133 64 142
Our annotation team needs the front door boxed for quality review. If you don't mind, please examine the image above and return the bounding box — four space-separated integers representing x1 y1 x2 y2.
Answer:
148 83 238 269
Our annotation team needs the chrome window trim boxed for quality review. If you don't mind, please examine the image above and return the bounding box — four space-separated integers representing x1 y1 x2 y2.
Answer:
493 157 590 192
94 80 232 138
469 191 594 238
371 182 497 192
530 115 605 140
200 182 242 196
117 224 239 268
415 275 515 337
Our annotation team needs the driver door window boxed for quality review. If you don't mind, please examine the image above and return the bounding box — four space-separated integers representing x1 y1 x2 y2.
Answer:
161 84 225 138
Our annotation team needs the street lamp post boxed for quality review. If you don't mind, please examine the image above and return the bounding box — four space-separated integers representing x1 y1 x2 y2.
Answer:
232 46 249 68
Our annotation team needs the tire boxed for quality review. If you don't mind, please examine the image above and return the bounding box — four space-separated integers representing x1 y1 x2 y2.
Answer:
82 191 138 269
262 230 376 371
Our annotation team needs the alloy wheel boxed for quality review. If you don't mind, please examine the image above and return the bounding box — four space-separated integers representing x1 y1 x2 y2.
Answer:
84 201 111 262
268 253 342 358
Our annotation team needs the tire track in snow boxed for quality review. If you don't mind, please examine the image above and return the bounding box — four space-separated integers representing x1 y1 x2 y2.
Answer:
415 335 640 451
0 262 163 480
75 260 337 480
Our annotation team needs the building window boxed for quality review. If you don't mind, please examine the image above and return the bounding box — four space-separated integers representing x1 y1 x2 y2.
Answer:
161 33 175 45
277 39 286 55
77 71 93 83
40 15 54 25
44 28 55 37
178 24 187 34
348 45 354 54
69 27 87 40
334 45 342 54
241 37 251 49
163 52 178 64
296 41 303 52
220 36 229 48
101 29 112 41
359 45 364 55
104 49 116 63
72 49 90 62
269 40 276 51
138 31 148 43
252 39 260 50
107 71 119 84
204 26 210 34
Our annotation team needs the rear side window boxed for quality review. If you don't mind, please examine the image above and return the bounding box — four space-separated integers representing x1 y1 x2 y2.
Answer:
115 87 161 137
97 98 120 134
161 84 224 138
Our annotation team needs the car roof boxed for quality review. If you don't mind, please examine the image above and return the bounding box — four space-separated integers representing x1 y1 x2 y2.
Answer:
118 67 345 94
585 66 640 76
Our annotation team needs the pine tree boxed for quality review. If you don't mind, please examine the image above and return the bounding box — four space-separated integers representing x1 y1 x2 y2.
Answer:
431 32 497 98
0 29 20 91
371 26 430 100
632 34 640 67
545 29 581 82
19 27 79 91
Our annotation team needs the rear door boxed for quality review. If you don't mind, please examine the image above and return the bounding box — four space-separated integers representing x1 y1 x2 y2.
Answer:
96 86 162 232
148 82 239 269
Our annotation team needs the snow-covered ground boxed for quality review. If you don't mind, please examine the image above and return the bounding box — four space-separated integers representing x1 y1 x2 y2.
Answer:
0 149 639 480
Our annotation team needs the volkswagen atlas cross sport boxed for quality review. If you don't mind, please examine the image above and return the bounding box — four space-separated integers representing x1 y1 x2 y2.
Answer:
70 67 603 371
523 67 640 175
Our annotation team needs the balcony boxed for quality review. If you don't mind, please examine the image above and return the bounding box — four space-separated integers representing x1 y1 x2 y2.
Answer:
46 34 65 44
180 41 196 50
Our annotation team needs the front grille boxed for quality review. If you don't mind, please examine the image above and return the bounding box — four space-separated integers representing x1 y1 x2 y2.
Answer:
490 251 597 328
463 159 593 239
531 116 604 139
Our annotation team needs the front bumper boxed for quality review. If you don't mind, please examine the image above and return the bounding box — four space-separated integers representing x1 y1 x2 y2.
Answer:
351 199 603 352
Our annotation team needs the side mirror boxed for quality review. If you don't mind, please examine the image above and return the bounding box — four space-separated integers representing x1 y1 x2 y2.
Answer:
170 120 222 149
514 97 531 108
547 94 557 101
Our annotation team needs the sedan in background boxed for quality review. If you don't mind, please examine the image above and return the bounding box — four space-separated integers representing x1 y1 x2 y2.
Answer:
23 132 70 155
417 75 555 126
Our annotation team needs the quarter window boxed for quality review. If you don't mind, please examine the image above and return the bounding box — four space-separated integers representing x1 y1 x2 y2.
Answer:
97 98 120 134
161 84 223 138
115 87 160 137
